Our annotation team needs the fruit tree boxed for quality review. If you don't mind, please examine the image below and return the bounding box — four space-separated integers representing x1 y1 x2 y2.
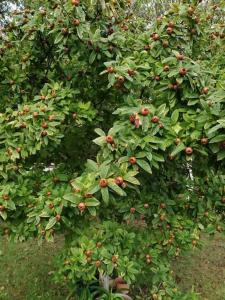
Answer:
0 0 225 299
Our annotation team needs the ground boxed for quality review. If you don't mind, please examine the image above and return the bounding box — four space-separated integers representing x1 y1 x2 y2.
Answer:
0 234 224 300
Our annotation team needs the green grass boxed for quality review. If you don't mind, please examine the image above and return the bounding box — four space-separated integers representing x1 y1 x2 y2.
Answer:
172 234 225 300
0 234 224 299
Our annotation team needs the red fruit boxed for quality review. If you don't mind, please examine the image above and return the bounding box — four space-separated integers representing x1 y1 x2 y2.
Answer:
114 277 125 285
117 76 125 83
71 0 79 6
179 67 187 76
19 122 27 129
96 242 102 248
95 260 101 268
47 191 51 197
168 21 174 27
107 66 114 73
129 157 137 165
155 75 160 81
106 135 114 144
202 87 209 94
187 6 194 15
84 193 93 198
111 255 117 263
128 69 135 76
152 33 160 41
115 176 124 186
41 131 48 137
185 147 193 155
41 121 48 129
33 112 38 118
55 214 61 221
200 137 208 145
221 197 225 204
166 27 173 35
48 203 54 209
61 28 68 35
141 108 150 116
85 250 92 257
129 114 136 124
176 53 184 60
40 95 46 100
144 203 149 209
99 178 108 188
144 44 151 50
23 106 30 113
163 65 170 72
48 115 55 122
78 202 86 211
130 207 136 214
0 205 5 211
158 123 164 129
151 116 160 123
73 19 80 26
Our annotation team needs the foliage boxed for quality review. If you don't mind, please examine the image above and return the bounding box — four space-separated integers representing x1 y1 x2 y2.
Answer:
0 0 225 299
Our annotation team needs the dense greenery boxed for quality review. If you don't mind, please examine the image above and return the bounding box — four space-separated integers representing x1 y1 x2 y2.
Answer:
0 0 224 299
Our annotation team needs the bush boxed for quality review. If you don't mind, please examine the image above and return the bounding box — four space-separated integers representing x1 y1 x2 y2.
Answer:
0 0 224 298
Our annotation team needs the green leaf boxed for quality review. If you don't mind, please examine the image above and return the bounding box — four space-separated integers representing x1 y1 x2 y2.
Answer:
0 211 7 220
137 159 152 174
89 51 96 64
54 32 64 44
95 128 106 137
86 159 98 172
93 136 106 146
217 151 225 161
99 164 110 178
209 135 225 143
88 185 101 194
171 143 185 156
171 109 179 124
85 198 100 206
45 217 57 231
101 187 109 204
63 193 78 204
108 182 126 196
123 175 140 185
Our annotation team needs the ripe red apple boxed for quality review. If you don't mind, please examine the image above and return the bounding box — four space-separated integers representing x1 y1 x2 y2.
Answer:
99 178 108 188
130 207 136 214
155 75 160 81
202 87 209 94
106 135 114 144
73 19 80 26
41 121 48 129
141 108 150 116
2 194 9 201
128 69 135 76
0 205 5 211
16 147 22 153
163 65 170 72
151 116 160 123
187 6 194 15
117 76 125 83
115 176 124 186
129 157 137 165
55 214 61 221
152 33 160 41
61 28 68 35
185 147 193 155
33 111 38 118
78 202 86 211
166 27 173 35
200 137 208 145
48 203 54 209
41 131 48 137
71 0 79 6
176 53 184 60
95 260 101 268
107 66 114 73
129 114 135 124
179 67 187 76
168 21 174 27
111 255 117 263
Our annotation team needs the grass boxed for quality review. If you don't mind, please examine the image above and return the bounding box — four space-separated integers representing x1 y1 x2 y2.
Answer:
0 234 224 299
172 234 225 300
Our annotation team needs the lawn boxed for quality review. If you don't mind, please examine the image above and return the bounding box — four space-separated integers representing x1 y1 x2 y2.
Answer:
0 234 224 300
